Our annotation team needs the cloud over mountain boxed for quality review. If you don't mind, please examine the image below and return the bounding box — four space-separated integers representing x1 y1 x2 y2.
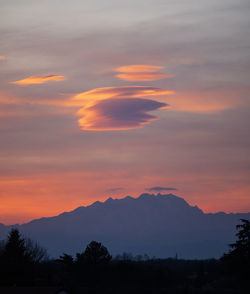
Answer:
146 186 177 192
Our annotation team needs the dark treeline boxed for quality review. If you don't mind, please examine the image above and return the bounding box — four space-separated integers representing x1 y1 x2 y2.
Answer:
0 219 249 294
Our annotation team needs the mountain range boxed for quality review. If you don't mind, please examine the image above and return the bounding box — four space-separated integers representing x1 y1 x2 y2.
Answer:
0 193 249 259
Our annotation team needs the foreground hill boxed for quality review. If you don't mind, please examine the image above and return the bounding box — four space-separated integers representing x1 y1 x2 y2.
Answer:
0 193 249 259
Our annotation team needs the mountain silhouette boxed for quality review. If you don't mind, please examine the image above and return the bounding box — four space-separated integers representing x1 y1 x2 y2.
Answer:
0 193 249 259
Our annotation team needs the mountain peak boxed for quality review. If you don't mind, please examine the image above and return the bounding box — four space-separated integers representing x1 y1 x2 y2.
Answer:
103 192 184 203
86 193 192 210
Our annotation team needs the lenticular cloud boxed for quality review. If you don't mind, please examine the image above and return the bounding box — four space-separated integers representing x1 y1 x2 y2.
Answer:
77 97 168 131
67 86 173 131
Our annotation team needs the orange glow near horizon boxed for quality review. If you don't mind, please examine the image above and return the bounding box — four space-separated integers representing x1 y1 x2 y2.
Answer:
0 171 249 225
11 74 66 85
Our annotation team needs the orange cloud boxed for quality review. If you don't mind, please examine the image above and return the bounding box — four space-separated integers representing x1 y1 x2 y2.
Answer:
0 56 6 61
116 72 172 81
116 65 164 72
11 74 66 85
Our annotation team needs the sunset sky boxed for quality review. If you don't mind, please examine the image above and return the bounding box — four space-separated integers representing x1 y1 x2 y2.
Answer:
0 0 250 224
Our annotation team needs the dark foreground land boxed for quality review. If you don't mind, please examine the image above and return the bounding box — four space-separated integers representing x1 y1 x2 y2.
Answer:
0 219 249 294
0 256 249 294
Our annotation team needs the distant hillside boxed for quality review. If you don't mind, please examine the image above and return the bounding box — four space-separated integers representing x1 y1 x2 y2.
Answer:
0 193 249 259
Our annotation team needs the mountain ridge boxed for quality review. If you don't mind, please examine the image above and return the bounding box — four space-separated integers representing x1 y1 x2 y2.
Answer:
0 193 249 259
0 193 243 227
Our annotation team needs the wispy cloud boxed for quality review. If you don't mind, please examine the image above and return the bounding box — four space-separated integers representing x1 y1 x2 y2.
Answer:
0 56 6 61
11 74 66 85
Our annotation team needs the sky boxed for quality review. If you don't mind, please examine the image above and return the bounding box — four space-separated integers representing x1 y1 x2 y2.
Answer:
0 0 250 224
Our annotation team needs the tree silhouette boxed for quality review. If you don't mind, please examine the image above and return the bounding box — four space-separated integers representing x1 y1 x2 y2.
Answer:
222 219 250 277
58 253 74 270
3 228 29 265
1 228 47 266
58 253 74 264
25 237 48 263
77 241 111 266
230 219 250 257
